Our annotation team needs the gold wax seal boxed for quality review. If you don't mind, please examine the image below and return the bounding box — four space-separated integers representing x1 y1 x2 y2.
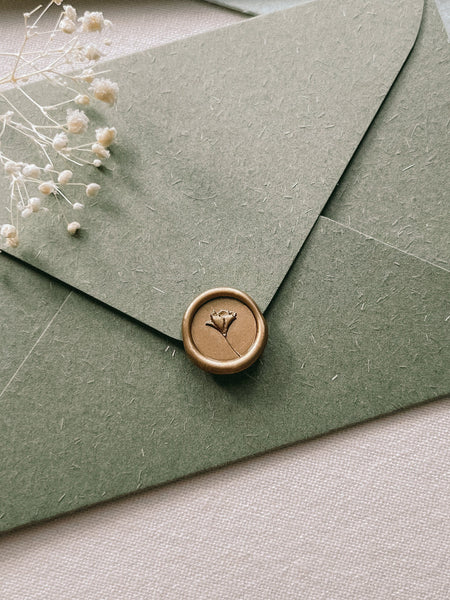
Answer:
182 288 268 375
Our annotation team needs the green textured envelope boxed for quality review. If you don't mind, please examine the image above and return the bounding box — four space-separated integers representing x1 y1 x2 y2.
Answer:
205 0 314 15
0 0 449 532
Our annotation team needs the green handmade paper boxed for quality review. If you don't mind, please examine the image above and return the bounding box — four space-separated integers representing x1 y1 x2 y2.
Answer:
324 0 450 268
0 0 423 339
204 0 314 15
0 217 448 532
0 0 449 533
0 261 69 392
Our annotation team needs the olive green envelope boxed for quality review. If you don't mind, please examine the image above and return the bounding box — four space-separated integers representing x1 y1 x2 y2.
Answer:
0 0 449 532
205 0 314 16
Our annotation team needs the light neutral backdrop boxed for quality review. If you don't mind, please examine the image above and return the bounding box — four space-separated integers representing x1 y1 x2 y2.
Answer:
0 2 449 599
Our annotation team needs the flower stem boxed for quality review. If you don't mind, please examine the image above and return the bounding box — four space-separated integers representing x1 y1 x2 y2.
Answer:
223 334 241 358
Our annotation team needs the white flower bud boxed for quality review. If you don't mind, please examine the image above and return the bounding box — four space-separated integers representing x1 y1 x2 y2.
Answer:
79 11 107 32
84 44 102 61
58 169 73 184
21 207 33 218
1 223 17 238
29 197 41 212
67 221 80 235
52 132 69 151
39 180 56 195
95 126 117 147
80 68 94 83
86 183 100 197
66 109 89 134
22 163 40 178
6 235 19 248
89 78 118 105
93 159 102 168
63 5 77 21
60 17 76 34
91 143 110 159
75 94 90 106
73 202 84 210
4 161 20 175
44 164 53 172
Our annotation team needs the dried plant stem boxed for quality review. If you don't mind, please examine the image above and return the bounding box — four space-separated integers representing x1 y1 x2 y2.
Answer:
0 2 119 247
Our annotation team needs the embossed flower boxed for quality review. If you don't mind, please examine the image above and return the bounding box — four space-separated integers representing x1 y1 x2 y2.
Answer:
205 309 240 357
206 310 237 337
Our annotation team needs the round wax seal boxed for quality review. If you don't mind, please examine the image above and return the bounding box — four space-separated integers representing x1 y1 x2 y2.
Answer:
182 288 268 375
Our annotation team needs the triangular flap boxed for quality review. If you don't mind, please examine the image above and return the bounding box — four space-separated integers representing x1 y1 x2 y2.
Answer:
0 0 424 339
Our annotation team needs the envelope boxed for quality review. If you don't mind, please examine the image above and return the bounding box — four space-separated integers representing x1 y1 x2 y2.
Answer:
207 0 315 16
0 0 449 533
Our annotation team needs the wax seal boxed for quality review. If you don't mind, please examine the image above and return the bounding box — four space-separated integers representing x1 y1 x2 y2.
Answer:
182 288 268 375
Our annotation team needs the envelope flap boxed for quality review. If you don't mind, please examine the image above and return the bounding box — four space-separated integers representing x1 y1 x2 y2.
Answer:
0 0 424 340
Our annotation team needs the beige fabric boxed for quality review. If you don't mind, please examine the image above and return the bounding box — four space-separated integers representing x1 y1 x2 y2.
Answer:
1 2 449 599
1 399 449 599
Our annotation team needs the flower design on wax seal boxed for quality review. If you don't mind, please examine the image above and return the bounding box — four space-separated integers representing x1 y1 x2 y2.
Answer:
206 309 241 357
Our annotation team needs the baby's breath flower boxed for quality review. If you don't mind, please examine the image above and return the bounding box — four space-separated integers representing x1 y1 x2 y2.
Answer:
6 235 19 248
1 224 20 247
29 197 41 212
79 11 110 33
58 169 73 184
95 126 116 147
67 221 80 235
52 131 69 150
22 163 40 179
89 78 118 105
39 180 56 195
4 161 21 175
1 3 117 245
86 182 100 197
1 223 17 238
60 17 76 34
63 5 77 21
21 207 33 218
91 142 110 159
84 44 102 61
79 68 95 83
66 109 89 134
75 94 90 105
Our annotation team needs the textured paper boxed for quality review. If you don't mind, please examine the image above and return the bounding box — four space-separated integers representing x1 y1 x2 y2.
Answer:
1 217 449 531
1 0 449 533
435 0 450 37
0 0 423 339
0 260 69 392
324 0 450 269
204 0 315 15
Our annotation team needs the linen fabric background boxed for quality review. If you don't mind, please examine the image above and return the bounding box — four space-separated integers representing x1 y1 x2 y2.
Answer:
0 1 449 598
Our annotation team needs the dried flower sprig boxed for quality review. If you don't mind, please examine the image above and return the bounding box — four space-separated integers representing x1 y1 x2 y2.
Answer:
0 1 119 248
